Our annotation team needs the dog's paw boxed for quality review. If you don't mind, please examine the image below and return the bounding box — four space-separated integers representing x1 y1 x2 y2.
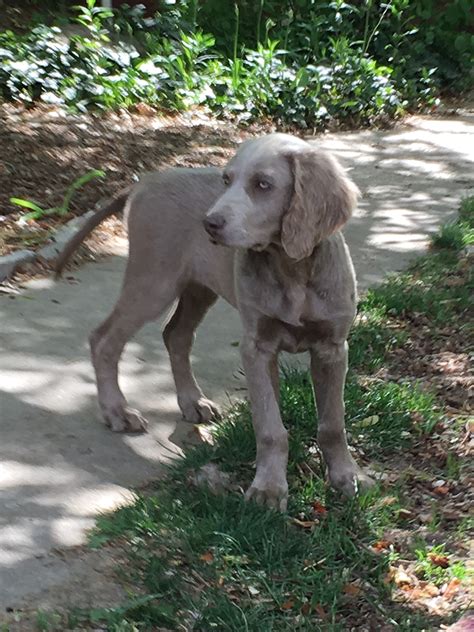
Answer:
103 406 149 433
245 471 288 512
180 397 221 424
328 464 375 497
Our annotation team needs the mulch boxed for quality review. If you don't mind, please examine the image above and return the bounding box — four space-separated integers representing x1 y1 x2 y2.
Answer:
0 103 269 261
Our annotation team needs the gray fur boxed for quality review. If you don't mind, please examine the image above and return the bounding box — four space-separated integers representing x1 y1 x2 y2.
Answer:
57 133 373 510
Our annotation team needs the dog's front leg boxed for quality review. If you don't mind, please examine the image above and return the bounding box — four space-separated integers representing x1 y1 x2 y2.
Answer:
240 336 288 511
310 341 373 496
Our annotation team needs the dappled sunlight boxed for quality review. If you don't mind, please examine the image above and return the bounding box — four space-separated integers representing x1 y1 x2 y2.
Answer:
315 117 474 286
379 158 454 178
0 112 472 611
0 248 245 601
0 461 77 488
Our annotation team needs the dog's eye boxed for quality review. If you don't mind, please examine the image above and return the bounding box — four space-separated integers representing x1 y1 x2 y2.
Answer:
257 180 271 191
223 173 231 186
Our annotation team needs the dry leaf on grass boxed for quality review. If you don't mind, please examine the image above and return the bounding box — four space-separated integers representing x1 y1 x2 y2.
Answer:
311 500 328 515
443 578 461 600
372 540 391 552
192 424 216 445
300 602 311 615
343 582 362 597
199 551 214 564
408 582 439 600
314 604 327 619
389 565 415 588
428 552 450 568
292 518 318 530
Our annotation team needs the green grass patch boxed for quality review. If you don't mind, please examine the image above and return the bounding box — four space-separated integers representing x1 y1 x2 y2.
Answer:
89 476 403 630
346 378 440 455
431 196 474 251
78 363 442 630
348 305 407 372
361 250 472 323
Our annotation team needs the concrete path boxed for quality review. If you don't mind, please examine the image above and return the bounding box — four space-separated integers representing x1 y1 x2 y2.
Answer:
1 114 473 610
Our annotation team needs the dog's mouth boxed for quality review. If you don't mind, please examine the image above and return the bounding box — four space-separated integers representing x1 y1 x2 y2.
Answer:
208 234 228 247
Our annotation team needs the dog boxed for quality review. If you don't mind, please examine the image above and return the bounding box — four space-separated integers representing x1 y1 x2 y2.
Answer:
56 133 373 510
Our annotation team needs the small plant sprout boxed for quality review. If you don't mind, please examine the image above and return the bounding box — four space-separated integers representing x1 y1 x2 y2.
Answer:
10 169 105 221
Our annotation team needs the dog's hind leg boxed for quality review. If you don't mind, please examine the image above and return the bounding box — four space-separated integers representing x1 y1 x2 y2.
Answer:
90 266 179 432
163 283 219 423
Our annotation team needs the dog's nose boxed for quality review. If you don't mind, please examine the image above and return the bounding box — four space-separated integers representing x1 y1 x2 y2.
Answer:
203 215 226 235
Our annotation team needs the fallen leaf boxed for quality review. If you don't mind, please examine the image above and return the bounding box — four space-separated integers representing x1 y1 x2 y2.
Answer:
200 551 214 563
300 602 311 615
443 577 461 600
248 585 260 596
343 582 362 597
434 485 450 495
358 415 379 427
314 604 327 619
428 553 450 568
393 566 414 587
312 501 328 515
193 424 216 445
397 508 415 520
280 600 295 610
372 540 391 552
292 518 317 529
409 582 439 599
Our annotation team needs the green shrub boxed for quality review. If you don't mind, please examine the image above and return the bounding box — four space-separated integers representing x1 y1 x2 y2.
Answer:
0 0 472 124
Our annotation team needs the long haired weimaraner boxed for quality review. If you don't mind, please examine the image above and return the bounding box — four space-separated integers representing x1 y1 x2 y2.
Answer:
56 133 373 510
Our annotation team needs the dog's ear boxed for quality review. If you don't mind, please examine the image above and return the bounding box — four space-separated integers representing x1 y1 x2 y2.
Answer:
281 149 360 260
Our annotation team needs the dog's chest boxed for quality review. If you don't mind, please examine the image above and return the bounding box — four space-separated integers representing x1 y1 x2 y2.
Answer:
264 282 329 328
255 284 335 352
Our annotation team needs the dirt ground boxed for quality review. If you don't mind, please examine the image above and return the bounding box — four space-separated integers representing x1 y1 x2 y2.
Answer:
0 104 258 257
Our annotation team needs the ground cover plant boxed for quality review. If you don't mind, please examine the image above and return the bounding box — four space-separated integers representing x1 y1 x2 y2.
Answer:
0 0 472 127
21 198 472 630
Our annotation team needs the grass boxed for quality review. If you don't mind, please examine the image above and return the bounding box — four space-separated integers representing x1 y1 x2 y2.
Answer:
11 197 472 631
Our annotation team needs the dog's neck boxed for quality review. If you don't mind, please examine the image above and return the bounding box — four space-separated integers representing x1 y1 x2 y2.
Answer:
257 242 323 286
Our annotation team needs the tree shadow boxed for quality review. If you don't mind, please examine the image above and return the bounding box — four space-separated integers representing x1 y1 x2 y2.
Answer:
0 111 472 621
0 252 245 609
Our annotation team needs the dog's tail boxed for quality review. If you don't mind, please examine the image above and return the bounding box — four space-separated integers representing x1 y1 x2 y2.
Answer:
55 187 131 278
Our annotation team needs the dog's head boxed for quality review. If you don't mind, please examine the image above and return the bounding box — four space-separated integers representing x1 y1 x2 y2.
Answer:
203 133 359 259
